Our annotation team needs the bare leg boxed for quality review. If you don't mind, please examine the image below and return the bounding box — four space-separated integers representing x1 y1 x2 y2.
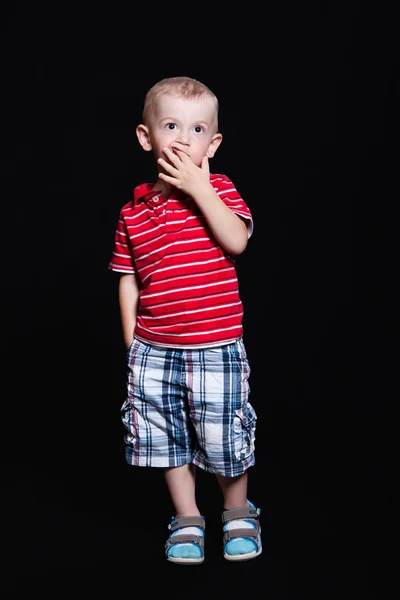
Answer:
164 464 204 563
215 471 249 509
164 463 201 516
216 471 261 560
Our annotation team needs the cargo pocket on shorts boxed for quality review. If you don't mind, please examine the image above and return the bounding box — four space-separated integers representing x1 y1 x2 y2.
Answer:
233 402 257 462
120 398 136 444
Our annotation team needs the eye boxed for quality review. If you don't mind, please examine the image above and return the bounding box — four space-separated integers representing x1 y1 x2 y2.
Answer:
166 122 177 130
194 126 205 134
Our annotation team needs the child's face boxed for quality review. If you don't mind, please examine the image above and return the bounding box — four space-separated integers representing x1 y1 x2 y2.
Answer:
138 93 222 168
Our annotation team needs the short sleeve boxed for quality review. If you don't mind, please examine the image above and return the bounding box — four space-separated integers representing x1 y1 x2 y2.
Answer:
108 211 135 273
211 174 254 238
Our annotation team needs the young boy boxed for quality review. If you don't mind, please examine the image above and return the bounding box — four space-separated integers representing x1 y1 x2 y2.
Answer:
109 76 261 564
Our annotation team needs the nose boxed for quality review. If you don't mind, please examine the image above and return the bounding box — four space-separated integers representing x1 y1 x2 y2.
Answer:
175 129 190 146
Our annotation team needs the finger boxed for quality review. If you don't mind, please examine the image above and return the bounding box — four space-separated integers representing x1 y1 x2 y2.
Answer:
172 149 190 162
158 172 177 184
163 147 182 164
157 157 180 175
201 155 210 175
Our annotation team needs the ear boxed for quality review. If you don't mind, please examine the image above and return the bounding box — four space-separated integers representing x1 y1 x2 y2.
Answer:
206 132 223 158
136 124 152 152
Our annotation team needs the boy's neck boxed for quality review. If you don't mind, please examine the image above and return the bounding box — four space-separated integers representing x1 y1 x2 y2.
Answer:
153 179 173 198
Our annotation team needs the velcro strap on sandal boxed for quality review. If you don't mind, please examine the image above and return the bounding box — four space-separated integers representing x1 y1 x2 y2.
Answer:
223 527 259 544
165 533 205 550
168 516 205 532
221 507 259 524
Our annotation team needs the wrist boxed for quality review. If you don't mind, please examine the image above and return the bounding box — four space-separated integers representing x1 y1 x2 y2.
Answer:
190 180 215 204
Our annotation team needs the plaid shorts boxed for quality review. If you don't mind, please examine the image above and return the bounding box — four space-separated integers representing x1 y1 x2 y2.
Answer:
120 337 257 477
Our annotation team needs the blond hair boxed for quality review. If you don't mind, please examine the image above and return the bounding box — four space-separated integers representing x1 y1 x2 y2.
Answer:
142 76 219 129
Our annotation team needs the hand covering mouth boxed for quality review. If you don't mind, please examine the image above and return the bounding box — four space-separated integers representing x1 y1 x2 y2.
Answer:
171 145 189 156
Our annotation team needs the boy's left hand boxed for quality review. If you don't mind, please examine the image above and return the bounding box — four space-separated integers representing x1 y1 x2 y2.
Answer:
157 147 210 198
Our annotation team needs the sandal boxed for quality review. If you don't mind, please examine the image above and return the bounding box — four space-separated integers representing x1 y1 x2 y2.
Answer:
165 515 205 565
222 502 262 561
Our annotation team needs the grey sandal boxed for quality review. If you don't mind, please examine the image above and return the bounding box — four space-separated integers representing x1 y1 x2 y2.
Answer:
222 503 262 561
165 515 205 564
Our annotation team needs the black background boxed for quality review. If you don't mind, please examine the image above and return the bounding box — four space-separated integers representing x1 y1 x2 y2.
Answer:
1 3 398 596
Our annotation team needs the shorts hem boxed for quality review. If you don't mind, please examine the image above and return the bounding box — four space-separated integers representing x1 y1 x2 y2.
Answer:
125 454 193 468
192 454 256 477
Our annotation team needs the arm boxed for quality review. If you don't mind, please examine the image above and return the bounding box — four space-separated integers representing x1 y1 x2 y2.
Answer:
189 183 248 255
118 273 140 349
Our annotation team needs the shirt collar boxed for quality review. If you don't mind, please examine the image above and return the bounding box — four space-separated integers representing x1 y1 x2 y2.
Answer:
133 183 158 206
133 183 187 206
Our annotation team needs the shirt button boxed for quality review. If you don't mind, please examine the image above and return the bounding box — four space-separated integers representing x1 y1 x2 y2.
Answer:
153 196 159 203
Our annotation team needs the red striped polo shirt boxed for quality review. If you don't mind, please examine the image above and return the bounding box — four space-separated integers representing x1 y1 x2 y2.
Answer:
108 173 253 348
